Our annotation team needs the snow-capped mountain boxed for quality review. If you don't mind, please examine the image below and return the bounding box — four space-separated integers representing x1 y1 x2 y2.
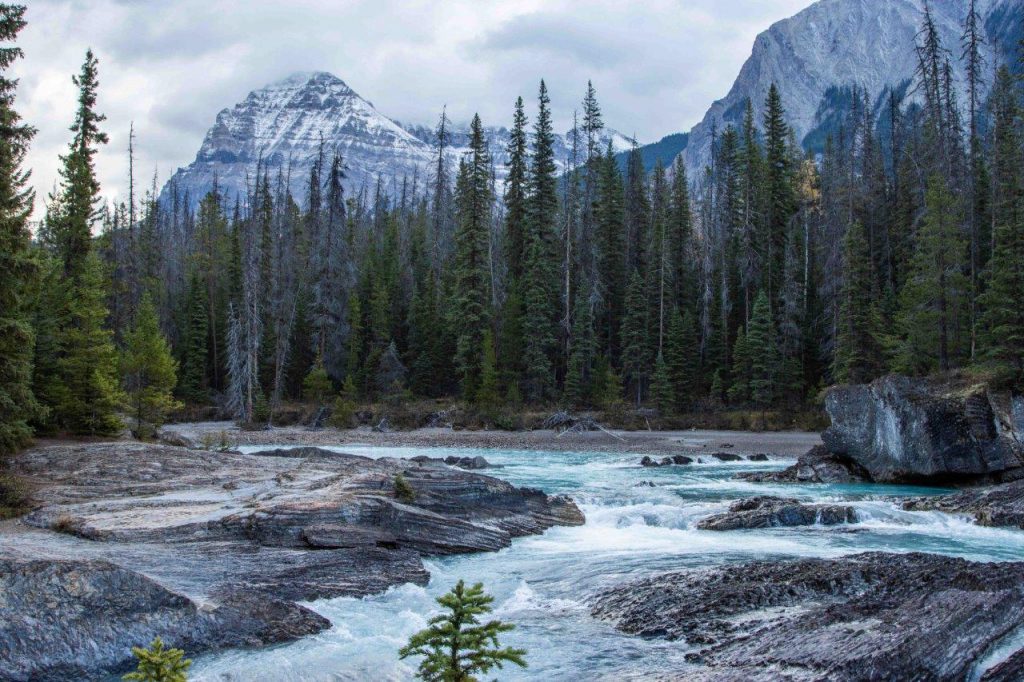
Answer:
680 0 1022 175
163 71 637 208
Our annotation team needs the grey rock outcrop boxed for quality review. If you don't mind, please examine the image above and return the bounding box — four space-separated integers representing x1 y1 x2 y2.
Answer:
0 558 328 682
696 496 856 531
591 552 1024 681
903 478 1024 529
0 442 583 680
823 375 1024 483
739 444 869 484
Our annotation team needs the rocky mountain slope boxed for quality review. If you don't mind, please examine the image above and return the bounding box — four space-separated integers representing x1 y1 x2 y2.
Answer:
163 71 635 209
680 0 1022 174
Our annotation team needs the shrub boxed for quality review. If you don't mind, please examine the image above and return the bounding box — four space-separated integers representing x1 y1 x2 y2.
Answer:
393 473 415 503
0 474 31 519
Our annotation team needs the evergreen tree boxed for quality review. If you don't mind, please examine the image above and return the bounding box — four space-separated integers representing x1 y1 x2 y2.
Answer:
620 270 649 407
895 175 969 374
399 580 527 682
504 97 529 287
727 326 751 404
762 84 795 308
564 295 596 407
123 294 181 438
521 81 560 403
595 142 625 362
835 221 884 384
123 637 191 682
51 253 124 435
746 291 776 408
650 351 674 413
476 329 500 412
665 308 698 411
978 67 1024 384
453 114 492 400
0 4 41 454
177 273 209 404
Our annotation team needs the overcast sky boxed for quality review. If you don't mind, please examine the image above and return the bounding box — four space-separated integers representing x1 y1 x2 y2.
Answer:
18 0 811 216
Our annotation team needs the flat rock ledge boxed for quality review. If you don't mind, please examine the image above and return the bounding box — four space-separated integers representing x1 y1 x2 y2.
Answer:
591 552 1024 681
696 496 856 531
0 442 583 680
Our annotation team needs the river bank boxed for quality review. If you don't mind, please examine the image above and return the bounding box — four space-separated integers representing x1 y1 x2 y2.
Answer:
161 421 822 458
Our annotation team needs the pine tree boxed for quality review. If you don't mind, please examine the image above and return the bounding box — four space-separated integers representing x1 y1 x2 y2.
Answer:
453 114 492 400
895 174 969 374
620 270 649 407
746 291 776 408
0 4 41 454
399 580 526 682
521 81 560 403
123 294 181 438
650 351 674 413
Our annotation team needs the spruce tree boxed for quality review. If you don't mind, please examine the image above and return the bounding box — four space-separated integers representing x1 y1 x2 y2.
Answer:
123 294 181 438
895 174 969 374
595 142 625 362
762 84 795 308
54 253 125 435
37 51 123 435
620 270 649 407
746 291 776 408
727 326 751 404
564 295 595 407
650 351 674 413
452 114 492 400
521 81 560 403
476 329 500 412
399 580 526 682
835 221 884 384
0 4 41 454
978 67 1024 384
665 308 698 411
504 97 529 287
177 273 209 404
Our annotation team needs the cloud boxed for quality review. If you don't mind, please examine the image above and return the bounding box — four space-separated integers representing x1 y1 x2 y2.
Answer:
16 0 810 219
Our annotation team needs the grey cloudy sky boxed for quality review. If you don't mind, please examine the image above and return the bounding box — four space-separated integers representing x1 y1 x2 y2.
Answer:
18 0 810 215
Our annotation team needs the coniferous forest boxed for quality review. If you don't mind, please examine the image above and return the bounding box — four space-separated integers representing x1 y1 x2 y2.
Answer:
2 0 1024 452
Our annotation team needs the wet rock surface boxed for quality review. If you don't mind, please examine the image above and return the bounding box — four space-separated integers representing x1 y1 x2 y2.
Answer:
409 454 498 469
641 455 693 467
696 496 857 531
0 442 583 680
739 444 870 484
824 375 1024 483
591 552 1024 681
0 558 329 682
903 478 1024 529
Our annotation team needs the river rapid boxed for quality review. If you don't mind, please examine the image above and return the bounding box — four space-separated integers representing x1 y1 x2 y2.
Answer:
189 445 1024 681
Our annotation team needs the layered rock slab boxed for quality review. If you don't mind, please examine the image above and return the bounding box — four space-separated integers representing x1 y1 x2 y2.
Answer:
0 442 583 680
696 496 856 531
591 552 1024 681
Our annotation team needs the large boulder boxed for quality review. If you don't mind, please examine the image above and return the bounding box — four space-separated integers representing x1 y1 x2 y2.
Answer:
823 375 1024 483
591 552 1024 681
696 496 856 531
739 445 869 484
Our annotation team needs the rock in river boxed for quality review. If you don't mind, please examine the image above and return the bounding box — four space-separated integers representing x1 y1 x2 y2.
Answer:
823 375 1024 483
696 496 857 531
0 442 584 680
591 552 1024 681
